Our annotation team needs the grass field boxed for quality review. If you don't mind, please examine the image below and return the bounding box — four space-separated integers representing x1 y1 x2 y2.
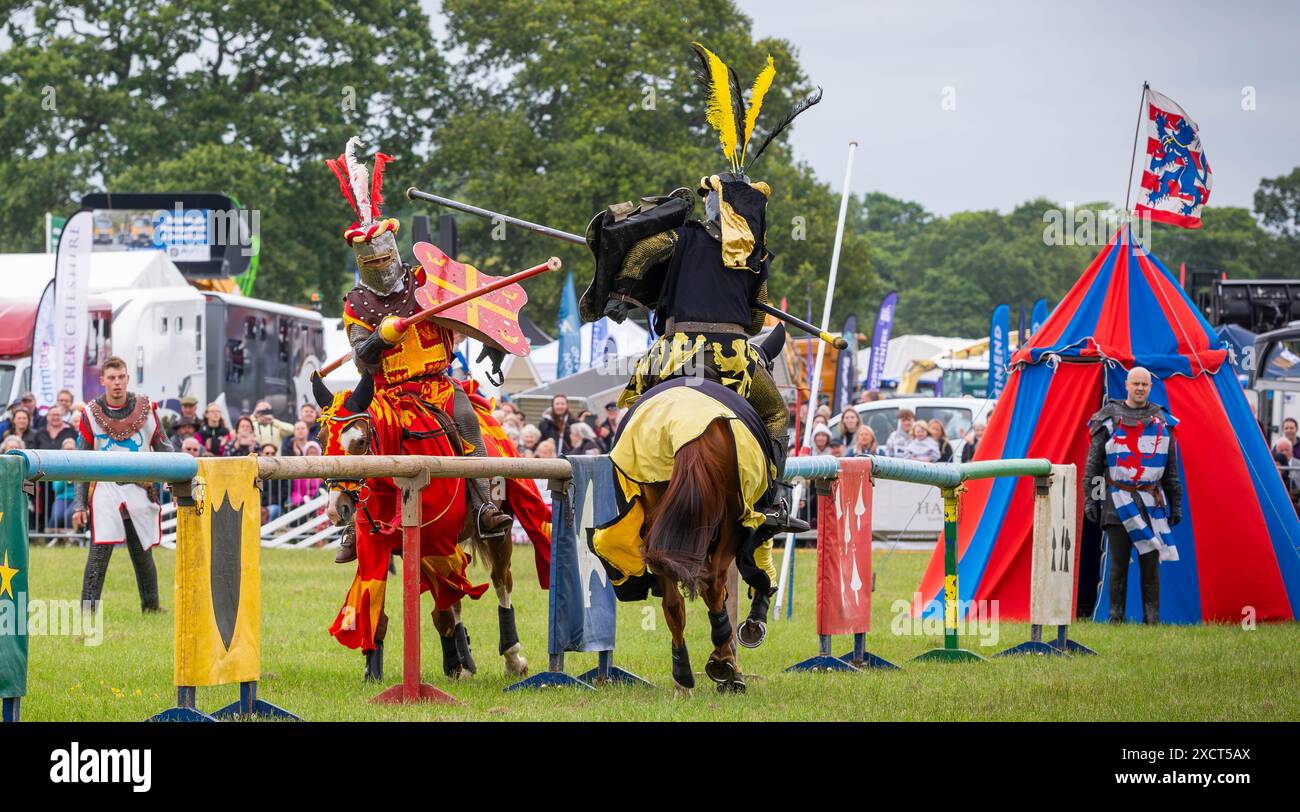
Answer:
19 543 1300 722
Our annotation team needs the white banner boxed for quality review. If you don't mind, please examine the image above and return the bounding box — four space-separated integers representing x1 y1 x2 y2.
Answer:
1030 464 1078 626
871 479 944 539
53 210 93 400
31 280 58 410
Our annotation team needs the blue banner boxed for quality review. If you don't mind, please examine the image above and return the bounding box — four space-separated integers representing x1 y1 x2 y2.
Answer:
831 315 858 413
864 291 898 392
589 317 609 368
556 271 581 379
988 304 1010 399
547 455 618 655
1031 297 1049 335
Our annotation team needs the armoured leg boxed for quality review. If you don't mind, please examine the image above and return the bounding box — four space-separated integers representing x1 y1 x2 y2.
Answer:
1138 549 1161 625
450 386 512 538
123 519 161 612
749 364 808 534
80 542 113 610
1106 525 1133 623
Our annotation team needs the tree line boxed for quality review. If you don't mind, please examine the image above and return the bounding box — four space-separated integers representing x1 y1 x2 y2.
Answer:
2 1 1296 340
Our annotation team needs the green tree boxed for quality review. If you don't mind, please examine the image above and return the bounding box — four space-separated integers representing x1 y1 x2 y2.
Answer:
0 0 448 308
430 0 877 330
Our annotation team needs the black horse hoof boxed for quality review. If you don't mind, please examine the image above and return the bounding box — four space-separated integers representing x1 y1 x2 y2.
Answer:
705 657 736 685
738 619 767 649
716 676 747 694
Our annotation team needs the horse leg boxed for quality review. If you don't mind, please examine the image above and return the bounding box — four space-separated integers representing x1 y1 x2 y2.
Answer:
483 534 527 676
703 525 746 694
659 572 693 698
365 610 387 683
433 606 476 680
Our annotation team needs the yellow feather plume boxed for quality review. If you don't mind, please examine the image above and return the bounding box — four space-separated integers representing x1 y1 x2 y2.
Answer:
693 42 739 168
742 55 776 165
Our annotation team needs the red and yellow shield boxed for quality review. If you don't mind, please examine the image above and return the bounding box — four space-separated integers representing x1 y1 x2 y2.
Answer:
411 242 531 356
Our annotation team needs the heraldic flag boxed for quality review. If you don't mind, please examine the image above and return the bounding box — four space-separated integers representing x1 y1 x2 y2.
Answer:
817 458 873 636
1135 87 1212 229
174 457 262 687
0 456 29 700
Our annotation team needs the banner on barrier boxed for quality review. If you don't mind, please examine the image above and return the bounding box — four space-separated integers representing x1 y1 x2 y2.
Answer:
174 457 261 687
549 455 617 655
1030 463 1078 626
817 458 873 636
0 457 29 699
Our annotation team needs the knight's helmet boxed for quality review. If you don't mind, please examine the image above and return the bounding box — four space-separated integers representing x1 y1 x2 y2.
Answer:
326 137 403 294
689 42 822 272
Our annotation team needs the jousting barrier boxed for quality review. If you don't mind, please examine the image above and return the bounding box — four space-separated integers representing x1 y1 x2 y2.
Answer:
780 454 1088 667
0 449 1088 721
1 450 573 721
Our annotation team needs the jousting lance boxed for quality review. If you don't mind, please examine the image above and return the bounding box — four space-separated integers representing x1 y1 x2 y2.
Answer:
406 186 848 350
318 256 562 378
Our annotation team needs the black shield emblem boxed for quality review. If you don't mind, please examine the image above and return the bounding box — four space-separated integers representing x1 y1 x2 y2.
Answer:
209 492 244 651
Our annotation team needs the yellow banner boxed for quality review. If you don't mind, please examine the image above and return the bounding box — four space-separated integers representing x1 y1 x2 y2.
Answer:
174 457 261 687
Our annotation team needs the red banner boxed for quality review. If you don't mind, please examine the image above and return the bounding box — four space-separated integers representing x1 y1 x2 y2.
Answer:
816 458 873 636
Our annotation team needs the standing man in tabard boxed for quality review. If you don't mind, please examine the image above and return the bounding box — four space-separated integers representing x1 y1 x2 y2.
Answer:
72 356 172 614
1084 366 1183 624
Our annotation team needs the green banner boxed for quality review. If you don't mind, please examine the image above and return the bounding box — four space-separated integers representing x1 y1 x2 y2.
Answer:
45 213 66 255
0 456 28 699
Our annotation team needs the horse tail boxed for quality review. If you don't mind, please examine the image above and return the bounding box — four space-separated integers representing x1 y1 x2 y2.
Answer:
643 419 734 598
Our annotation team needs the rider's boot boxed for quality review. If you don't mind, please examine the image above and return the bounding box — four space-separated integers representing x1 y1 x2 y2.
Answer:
335 523 357 564
469 477 513 539
762 439 809 533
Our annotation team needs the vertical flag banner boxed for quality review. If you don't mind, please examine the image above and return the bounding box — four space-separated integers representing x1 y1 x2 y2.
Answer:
556 271 581 379
548 455 617 655
988 304 1010 399
1030 464 1078 627
864 291 898 393
53 210 93 401
0 456 29 702
816 458 873 636
31 281 58 410
589 317 609 368
831 314 858 413
1135 88 1212 229
174 457 262 687
1030 297 1049 336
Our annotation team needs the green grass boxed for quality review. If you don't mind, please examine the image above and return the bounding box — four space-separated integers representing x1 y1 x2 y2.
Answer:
19 543 1300 721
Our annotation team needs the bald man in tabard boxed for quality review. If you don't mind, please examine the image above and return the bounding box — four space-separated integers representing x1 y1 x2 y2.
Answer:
1084 367 1184 624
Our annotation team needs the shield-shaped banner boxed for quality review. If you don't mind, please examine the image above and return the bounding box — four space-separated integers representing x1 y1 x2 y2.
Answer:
411 241 532 357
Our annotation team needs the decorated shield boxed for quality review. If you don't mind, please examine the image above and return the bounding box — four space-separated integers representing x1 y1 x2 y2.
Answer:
411 241 531 357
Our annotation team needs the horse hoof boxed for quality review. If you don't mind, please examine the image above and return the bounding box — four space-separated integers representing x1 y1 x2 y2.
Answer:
738 619 767 649
673 680 693 700
504 648 529 677
705 657 736 685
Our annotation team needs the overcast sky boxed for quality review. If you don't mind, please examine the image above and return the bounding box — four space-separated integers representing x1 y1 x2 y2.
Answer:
734 0 1300 214
423 1 1298 216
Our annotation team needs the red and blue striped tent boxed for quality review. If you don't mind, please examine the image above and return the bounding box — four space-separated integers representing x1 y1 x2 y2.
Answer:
915 228 1300 623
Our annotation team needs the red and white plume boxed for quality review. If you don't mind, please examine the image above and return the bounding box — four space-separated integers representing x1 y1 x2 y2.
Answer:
325 137 398 244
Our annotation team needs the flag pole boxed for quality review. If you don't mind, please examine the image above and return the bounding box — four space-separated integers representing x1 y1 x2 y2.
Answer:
775 140 857 618
1123 81 1150 215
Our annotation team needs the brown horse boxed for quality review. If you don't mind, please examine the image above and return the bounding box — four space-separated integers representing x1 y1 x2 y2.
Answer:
639 418 749 695
314 373 535 682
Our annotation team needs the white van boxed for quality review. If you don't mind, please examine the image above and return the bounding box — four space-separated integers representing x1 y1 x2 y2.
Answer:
827 396 997 459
